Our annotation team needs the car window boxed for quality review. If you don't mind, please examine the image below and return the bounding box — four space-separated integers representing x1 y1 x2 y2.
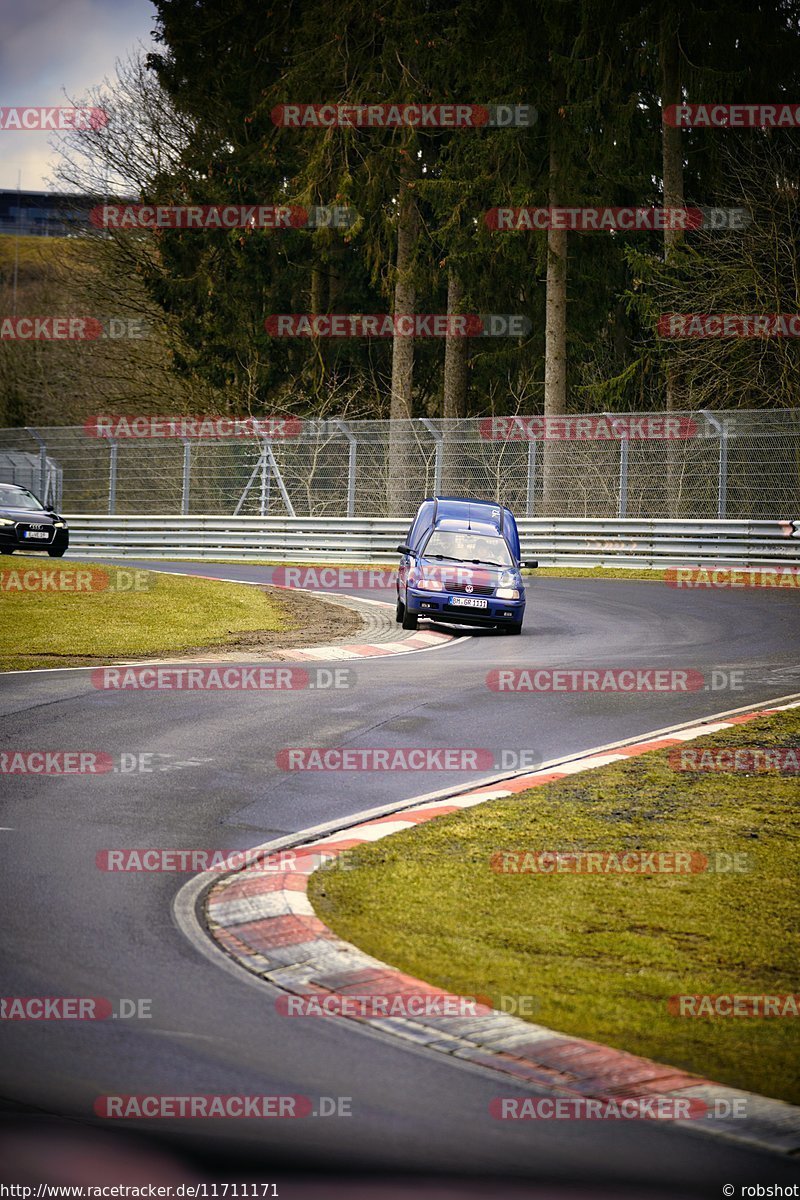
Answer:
423 530 513 566
0 487 45 511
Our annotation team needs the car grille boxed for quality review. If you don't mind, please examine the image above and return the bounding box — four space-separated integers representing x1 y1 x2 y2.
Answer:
446 582 494 596
16 523 53 542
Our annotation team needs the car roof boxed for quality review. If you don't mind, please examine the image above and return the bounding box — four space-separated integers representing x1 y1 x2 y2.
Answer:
431 497 507 528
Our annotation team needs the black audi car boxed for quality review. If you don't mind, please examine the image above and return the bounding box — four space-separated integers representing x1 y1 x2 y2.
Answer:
0 484 69 556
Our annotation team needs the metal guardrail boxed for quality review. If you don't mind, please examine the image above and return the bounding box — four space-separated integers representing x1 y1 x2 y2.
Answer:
63 515 800 568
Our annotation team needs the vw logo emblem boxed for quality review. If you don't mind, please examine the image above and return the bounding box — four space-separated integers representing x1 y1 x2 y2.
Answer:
465 583 473 593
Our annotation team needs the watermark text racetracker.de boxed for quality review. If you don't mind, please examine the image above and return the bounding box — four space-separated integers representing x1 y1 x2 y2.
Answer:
0 751 211 776
84 415 302 439
93 1094 352 1118
665 567 799 589
1 566 151 594
264 314 530 338
274 991 540 1019
0 106 107 130
1 996 151 1019
490 1096 747 1121
668 994 800 1018
271 102 536 128
96 847 356 873
90 205 356 230
663 102 800 127
276 747 542 771
485 206 748 231
0 317 150 341
90 666 355 691
491 849 752 874
669 747 799 774
658 314 800 338
479 414 698 440
268 565 509 591
485 667 745 693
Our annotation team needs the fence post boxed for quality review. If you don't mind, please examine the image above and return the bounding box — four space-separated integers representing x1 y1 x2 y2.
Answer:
181 438 191 515
701 411 727 519
335 420 357 517
259 445 271 516
618 438 629 518
603 414 630 519
419 418 442 496
25 427 48 503
526 439 537 516
718 426 728 519
108 440 118 515
264 441 296 516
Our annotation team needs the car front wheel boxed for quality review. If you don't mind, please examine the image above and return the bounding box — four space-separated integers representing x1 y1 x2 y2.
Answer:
401 608 418 631
47 547 66 557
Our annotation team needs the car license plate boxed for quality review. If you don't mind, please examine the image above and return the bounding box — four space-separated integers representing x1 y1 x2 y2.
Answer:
450 596 488 609
23 531 49 539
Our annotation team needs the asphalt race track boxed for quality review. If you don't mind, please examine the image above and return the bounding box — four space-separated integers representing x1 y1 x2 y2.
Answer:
1 563 799 1193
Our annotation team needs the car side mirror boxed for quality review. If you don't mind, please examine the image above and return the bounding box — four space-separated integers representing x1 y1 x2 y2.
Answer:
522 559 538 569
396 544 412 555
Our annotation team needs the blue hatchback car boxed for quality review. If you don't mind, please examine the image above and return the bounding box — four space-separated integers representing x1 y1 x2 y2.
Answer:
395 496 536 634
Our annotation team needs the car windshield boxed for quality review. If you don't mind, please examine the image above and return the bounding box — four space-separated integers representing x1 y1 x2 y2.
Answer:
0 487 45 511
423 530 513 567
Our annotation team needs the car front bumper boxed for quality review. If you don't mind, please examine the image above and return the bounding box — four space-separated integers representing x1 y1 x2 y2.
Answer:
406 588 524 626
0 525 69 552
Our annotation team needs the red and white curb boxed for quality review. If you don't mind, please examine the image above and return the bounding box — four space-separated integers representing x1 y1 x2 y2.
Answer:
286 627 455 661
179 694 800 1155
174 576 461 660
130 575 460 662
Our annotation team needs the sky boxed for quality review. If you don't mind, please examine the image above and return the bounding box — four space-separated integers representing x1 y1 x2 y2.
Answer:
0 0 158 191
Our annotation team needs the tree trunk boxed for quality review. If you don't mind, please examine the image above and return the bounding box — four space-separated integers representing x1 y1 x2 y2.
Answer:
660 15 684 268
309 260 325 391
389 153 417 423
542 81 568 516
327 241 344 310
441 268 468 495
660 13 684 513
443 269 467 419
388 149 418 514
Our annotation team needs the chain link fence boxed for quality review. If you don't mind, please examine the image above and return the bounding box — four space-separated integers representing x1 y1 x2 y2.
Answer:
0 411 797 519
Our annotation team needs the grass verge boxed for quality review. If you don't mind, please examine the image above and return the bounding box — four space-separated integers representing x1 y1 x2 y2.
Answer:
78 557 667 582
309 708 800 1103
0 555 292 670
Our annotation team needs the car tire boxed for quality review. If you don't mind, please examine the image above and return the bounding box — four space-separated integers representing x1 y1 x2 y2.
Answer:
505 623 522 634
401 609 418 631
395 597 405 623
47 548 66 557
0 548 13 554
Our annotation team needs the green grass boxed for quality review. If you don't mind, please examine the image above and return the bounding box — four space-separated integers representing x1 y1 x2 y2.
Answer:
0 555 292 670
528 566 664 580
0 233 76 276
309 709 800 1103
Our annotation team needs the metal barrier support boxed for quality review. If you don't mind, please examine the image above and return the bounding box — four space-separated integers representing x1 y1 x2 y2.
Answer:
62 515 800 568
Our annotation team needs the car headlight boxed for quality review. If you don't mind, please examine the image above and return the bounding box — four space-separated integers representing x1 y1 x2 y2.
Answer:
53 521 66 528
496 587 520 599
0 518 14 526
417 577 443 591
